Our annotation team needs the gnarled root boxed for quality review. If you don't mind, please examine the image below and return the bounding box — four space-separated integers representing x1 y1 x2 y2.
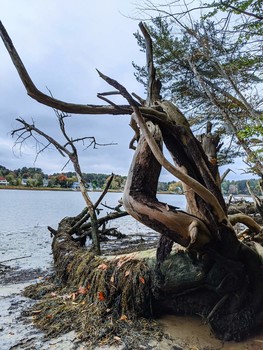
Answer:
122 120 212 250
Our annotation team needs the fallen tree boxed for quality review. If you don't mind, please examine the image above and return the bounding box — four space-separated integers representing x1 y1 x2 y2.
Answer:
1 20 263 346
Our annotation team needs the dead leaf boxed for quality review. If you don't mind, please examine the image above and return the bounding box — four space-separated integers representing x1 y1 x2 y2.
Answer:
31 310 42 314
116 253 136 268
46 314 52 319
125 270 130 277
119 315 128 321
114 336 121 341
110 276 114 283
62 293 72 300
98 291 105 301
98 263 108 270
78 286 88 295
139 277 145 284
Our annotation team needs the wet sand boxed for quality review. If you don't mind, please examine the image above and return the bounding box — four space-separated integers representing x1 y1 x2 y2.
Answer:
159 314 263 350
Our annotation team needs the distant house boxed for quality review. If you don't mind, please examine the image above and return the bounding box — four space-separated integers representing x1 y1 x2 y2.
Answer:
21 178 28 186
42 178 49 187
71 181 80 189
0 177 9 186
86 182 93 190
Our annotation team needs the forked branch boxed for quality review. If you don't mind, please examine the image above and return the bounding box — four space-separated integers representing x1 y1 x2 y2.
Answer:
97 70 227 223
0 21 166 121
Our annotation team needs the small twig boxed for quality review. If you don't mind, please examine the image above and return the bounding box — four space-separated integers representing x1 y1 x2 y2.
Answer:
97 91 121 96
101 202 123 212
48 226 58 237
220 168 232 183
0 255 32 264
132 92 145 105
97 93 121 108
207 295 229 321
94 174 115 208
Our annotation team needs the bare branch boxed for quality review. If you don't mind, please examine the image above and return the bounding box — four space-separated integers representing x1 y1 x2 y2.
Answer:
228 213 262 234
97 93 121 107
12 118 67 157
139 21 162 104
220 0 263 20
0 21 166 121
97 91 121 96
220 168 232 182
132 92 145 105
69 174 117 235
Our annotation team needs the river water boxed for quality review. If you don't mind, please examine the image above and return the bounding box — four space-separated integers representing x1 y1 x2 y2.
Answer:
0 189 186 270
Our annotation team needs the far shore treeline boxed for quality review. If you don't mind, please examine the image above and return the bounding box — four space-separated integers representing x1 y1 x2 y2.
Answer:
0 164 261 195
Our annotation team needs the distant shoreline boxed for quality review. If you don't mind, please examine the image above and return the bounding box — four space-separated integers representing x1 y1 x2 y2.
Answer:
0 186 126 193
0 186 252 197
0 186 74 192
0 186 178 195
0 186 115 193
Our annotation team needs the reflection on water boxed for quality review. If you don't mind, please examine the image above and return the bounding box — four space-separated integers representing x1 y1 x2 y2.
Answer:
0 190 186 269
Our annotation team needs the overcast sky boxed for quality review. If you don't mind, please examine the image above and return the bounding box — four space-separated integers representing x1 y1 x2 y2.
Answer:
0 1 254 181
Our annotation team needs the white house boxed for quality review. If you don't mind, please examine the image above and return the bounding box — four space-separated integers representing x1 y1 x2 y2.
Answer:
71 181 80 189
42 178 49 187
0 177 9 186
21 178 28 186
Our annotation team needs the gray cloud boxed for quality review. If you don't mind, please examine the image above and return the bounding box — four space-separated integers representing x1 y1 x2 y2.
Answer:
0 0 146 176
0 1 254 181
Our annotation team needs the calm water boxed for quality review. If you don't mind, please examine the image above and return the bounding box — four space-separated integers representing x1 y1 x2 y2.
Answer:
0 190 186 270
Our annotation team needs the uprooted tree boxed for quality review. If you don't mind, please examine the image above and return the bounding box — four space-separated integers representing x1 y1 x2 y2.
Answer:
1 19 263 345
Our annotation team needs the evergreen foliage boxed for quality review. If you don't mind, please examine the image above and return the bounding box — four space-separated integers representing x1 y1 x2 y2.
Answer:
133 1 263 173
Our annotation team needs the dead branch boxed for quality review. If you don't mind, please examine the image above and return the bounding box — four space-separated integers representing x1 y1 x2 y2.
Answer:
221 168 232 183
247 181 263 219
228 213 262 234
68 174 117 235
77 210 128 240
11 111 102 254
0 255 32 264
139 22 162 104
0 21 166 121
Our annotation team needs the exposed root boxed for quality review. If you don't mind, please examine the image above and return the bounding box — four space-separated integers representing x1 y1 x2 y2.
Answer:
23 227 163 348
